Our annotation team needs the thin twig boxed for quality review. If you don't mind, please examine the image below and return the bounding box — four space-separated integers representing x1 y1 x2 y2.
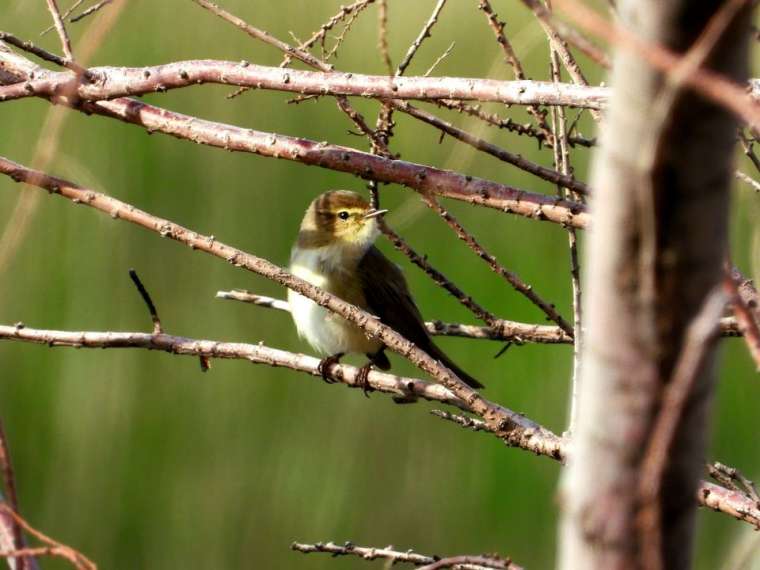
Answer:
434 99 595 147
519 0 601 123
549 14 583 434
424 41 455 77
708 462 760 507
40 0 86 35
70 0 115 23
45 0 74 61
478 0 553 144
420 194 575 336
419 554 520 570
391 99 589 195
735 169 760 192
0 32 85 73
396 0 448 76
322 4 374 62
0 506 94 570
377 0 393 73
519 0 610 68
128 269 162 335
282 0 374 66
292 541 520 569
193 0 389 154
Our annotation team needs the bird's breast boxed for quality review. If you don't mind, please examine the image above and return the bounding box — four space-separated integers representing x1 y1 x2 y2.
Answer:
288 245 380 356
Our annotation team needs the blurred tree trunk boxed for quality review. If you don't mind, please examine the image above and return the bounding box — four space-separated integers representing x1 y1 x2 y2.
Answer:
558 2 750 569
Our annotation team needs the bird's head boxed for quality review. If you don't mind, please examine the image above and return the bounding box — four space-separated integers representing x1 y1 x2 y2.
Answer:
297 190 387 250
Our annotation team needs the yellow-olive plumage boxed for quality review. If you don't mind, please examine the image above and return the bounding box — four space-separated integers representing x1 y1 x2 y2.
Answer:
288 190 483 389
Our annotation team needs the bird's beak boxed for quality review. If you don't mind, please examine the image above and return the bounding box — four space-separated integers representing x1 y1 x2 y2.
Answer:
363 208 388 220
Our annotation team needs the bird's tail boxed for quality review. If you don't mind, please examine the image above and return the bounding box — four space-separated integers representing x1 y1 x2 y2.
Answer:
425 342 484 389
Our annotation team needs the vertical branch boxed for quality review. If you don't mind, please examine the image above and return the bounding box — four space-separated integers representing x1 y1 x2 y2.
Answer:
477 0 554 145
547 0 583 435
377 0 393 74
558 1 750 569
44 0 74 61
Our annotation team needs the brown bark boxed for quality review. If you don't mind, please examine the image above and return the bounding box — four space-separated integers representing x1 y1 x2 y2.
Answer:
558 2 750 569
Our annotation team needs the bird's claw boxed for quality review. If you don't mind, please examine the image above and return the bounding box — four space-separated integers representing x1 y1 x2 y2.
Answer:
317 353 344 383
356 362 374 398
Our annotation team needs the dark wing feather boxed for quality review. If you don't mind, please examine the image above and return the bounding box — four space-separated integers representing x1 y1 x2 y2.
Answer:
358 246 483 388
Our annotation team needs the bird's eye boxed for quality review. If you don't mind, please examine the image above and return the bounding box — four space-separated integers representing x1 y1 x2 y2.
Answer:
338 211 350 220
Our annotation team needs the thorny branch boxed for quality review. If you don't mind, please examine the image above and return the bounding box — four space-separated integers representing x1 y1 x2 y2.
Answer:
292 541 521 569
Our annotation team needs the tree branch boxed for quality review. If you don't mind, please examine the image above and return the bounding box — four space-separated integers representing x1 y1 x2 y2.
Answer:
215 289 574 343
292 541 519 569
0 58 611 108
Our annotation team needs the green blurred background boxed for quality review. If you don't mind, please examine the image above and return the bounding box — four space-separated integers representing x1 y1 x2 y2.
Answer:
1 1 758 568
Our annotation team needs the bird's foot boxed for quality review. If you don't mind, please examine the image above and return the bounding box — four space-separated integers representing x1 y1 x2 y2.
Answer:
317 353 344 383
356 362 374 398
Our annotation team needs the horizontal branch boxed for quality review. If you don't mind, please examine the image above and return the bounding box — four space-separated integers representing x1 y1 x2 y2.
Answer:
0 322 565 460
292 541 519 569
0 46 589 229
215 290 573 343
216 290 742 342
0 59 610 108
88 98 589 227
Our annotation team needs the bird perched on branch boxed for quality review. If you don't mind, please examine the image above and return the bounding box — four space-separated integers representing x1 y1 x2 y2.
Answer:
288 190 483 394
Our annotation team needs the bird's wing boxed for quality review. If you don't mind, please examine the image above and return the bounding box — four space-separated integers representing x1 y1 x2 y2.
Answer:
358 246 484 389
358 246 432 349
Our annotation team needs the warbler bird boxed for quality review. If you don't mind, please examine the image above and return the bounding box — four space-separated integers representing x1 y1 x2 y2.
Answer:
288 190 483 392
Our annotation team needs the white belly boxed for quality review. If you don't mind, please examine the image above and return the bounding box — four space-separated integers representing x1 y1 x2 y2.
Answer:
288 247 381 356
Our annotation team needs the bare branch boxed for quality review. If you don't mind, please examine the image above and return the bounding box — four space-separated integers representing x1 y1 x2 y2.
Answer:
377 0 393 73
0 505 94 570
0 58 610 108
128 269 163 335
477 0 553 143
44 0 74 61
390 100 589 195
40 0 86 35
420 194 575 336
0 31 84 73
292 541 514 569
419 555 521 570
215 289 574 343
423 41 455 77
70 0 115 23
735 169 760 192
396 0 448 76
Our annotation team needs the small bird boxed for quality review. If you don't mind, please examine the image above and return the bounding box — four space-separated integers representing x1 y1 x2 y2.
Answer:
288 190 483 393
